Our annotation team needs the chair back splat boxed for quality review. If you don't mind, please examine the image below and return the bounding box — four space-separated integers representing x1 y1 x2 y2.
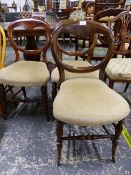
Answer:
51 20 130 165
51 20 114 84
105 11 131 91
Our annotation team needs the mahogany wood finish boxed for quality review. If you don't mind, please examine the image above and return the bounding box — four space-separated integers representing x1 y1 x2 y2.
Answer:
50 20 126 165
94 8 127 21
51 8 76 20
94 8 127 49
0 84 7 120
0 18 51 120
8 18 51 62
105 11 131 89
94 0 126 16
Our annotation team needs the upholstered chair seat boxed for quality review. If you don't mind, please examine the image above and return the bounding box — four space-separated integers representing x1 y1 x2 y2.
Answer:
0 19 51 120
54 78 130 126
51 60 99 82
98 16 114 23
69 9 86 20
0 61 50 86
51 19 130 166
106 58 131 80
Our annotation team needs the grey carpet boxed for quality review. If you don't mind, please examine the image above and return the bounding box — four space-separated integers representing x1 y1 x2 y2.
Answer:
0 43 131 175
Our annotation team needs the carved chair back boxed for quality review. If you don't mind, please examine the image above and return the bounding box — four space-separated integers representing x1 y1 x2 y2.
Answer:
94 0 126 16
107 11 131 56
51 20 114 84
7 18 51 62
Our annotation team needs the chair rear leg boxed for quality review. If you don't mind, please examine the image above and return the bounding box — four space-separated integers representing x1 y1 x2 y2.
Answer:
52 82 57 102
112 120 123 162
123 83 129 92
41 85 49 121
109 80 114 89
56 121 64 166
0 84 7 120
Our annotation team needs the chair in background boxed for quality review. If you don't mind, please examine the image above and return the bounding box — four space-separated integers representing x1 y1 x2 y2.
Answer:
0 18 51 120
69 8 86 21
94 8 127 23
51 20 130 165
94 0 126 17
105 11 131 90
90 8 128 61
51 8 75 20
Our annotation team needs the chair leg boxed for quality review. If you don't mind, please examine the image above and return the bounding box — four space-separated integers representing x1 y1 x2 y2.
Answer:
52 82 57 102
56 121 64 166
109 80 114 89
21 87 27 99
112 120 123 163
123 83 129 92
0 84 7 120
41 85 49 121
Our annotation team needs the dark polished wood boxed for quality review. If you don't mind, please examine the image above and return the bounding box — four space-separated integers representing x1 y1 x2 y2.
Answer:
0 14 58 61
105 11 131 89
0 84 7 120
51 20 123 165
0 18 51 120
94 0 126 16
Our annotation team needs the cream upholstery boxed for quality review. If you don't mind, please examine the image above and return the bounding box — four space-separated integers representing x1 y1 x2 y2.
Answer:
98 16 115 23
0 61 50 86
106 58 131 80
93 47 108 57
69 10 86 20
53 78 130 126
51 60 99 82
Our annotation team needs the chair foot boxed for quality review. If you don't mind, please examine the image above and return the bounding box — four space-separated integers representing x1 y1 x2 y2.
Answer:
112 120 123 162
56 121 64 166
52 82 57 102
0 84 7 120
123 83 129 92
41 85 49 121
109 80 114 89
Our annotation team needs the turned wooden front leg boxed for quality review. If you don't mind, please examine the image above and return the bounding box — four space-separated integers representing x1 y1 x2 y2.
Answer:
56 121 64 166
112 120 124 162
0 84 7 120
41 85 49 121
52 82 57 102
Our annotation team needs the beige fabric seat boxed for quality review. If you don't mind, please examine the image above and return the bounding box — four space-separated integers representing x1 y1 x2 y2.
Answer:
106 58 131 81
51 18 130 166
54 78 130 126
0 61 50 86
0 18 51 120
51 60 99 82
98 16 114 23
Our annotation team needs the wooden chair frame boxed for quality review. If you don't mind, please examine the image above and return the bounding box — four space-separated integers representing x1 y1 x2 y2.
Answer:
0 18 51 120
51 20 127 165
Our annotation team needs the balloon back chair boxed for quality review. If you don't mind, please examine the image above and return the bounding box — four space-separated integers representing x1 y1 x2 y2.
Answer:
0 18 51 120
105 11 131 90
91 8 128 61
51 19 100 101
51 20 130 165
94 0 126 17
